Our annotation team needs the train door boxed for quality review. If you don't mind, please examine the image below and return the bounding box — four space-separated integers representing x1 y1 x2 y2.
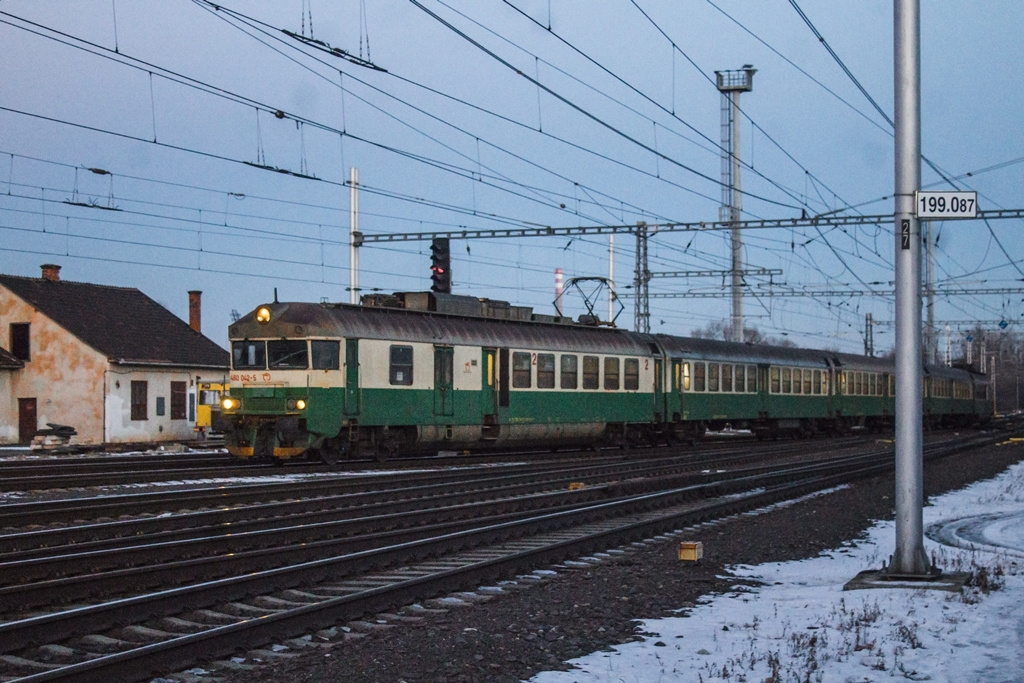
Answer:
758 365 770 415
433 346 454 417
669 358 682 420
481 348 498 421
653 357 665 422
344 339 360 416
498 348 510 408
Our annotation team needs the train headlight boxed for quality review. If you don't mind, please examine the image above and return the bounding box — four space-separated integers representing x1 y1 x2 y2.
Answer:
287 398 307 410
221 397 240 411
255 306 272 324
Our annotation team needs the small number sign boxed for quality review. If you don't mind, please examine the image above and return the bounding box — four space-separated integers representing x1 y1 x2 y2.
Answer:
916 191 977 219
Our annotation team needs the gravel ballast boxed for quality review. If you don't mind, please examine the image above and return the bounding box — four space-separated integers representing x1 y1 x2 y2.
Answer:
213 439 1024 683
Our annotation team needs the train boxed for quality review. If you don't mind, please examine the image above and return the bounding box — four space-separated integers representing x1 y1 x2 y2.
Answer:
220 291 993 463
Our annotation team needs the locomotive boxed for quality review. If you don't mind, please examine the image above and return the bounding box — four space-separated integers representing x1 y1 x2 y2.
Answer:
220 291 992 463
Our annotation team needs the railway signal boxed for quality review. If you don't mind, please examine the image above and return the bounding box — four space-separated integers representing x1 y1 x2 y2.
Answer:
430 237 451 294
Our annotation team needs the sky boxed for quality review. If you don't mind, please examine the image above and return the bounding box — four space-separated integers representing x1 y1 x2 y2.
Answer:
1 1 1022 352
528 456 1024 683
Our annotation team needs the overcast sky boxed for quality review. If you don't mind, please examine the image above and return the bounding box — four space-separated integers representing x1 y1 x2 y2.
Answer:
1 1 1022 351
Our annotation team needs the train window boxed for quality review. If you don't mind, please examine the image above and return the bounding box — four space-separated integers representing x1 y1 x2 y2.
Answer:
792 369 802 394
721 364 733 393
747 365 758 392
199 389 221 405
693 362 705 392
782 367 792 394
734 365 744 393
390 345 414 385
823 371 831 395
604 357 620 390
512 352 532 388
770 366 780 394
889 375 896 396
537 354 555 389
812 370 821 395
869 374 876 396
268 340 309 369
561 355 578 389
857 372 865 396
232 340 266 370
838 372 846 395
583 356 600 390
311 340 340 370
803 370 812 395
624 358 640 390
708 363 719 392
683 362 691 392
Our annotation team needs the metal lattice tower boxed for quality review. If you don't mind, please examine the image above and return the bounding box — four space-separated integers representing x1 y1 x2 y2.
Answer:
715 65 755 342
633 222 650 333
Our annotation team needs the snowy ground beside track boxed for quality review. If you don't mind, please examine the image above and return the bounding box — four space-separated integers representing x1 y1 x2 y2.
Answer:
529 459 1024 683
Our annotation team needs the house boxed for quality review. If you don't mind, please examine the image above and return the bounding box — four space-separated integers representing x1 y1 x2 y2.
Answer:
0 264 230 446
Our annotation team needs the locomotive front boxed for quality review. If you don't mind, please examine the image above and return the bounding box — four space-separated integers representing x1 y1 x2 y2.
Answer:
221 302 340 460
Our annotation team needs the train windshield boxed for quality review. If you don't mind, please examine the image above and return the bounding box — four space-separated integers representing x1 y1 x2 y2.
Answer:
268 340 309 369
232 341 266 369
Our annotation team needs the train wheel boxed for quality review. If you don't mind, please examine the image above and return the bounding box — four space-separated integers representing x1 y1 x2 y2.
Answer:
318 447 339 466
375 433 401 462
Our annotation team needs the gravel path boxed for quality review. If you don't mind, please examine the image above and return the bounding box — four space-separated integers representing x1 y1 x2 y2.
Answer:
212 438 1024 683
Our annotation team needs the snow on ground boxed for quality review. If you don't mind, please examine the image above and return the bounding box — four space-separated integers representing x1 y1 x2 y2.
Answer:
529 460 1024 683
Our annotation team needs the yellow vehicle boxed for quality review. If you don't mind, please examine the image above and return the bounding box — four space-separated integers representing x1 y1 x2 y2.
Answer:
196 381 227 435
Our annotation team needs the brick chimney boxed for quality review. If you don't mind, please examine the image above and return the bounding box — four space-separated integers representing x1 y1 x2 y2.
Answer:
188 290 202 333
41 264 61 282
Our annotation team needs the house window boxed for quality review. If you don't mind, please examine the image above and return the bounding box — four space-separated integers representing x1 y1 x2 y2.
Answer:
311 340 340 370
624 358 640 391
560 355 578 389
512 352 532 388
131 381 148 421
537 354 555 389
10 323 30 361
10 323 29 360
604 357 620 390
582 355 600 390
389 345 413 385
156 397 165 416
171 381 187 420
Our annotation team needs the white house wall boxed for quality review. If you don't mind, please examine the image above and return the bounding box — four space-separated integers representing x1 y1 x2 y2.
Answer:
105 367 207 443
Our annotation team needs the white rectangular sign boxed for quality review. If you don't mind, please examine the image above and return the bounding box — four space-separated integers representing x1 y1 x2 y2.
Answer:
916 191 978 219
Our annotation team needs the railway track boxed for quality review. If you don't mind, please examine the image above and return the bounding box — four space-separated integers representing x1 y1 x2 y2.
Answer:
0 430 1004 682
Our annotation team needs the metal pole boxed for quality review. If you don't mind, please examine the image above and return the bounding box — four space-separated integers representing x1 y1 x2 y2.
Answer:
349 167 360 305
730 89 744 343
926 221 935 362
608 234 615 322
891 0 928 576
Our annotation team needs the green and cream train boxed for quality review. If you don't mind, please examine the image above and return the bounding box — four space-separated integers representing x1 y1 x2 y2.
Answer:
220 292 992 462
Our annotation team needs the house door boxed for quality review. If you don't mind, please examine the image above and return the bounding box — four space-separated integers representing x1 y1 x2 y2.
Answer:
433 346 454 417
18 398 37 444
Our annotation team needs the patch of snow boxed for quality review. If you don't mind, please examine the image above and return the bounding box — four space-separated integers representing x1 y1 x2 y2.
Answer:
530 460 1024 683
